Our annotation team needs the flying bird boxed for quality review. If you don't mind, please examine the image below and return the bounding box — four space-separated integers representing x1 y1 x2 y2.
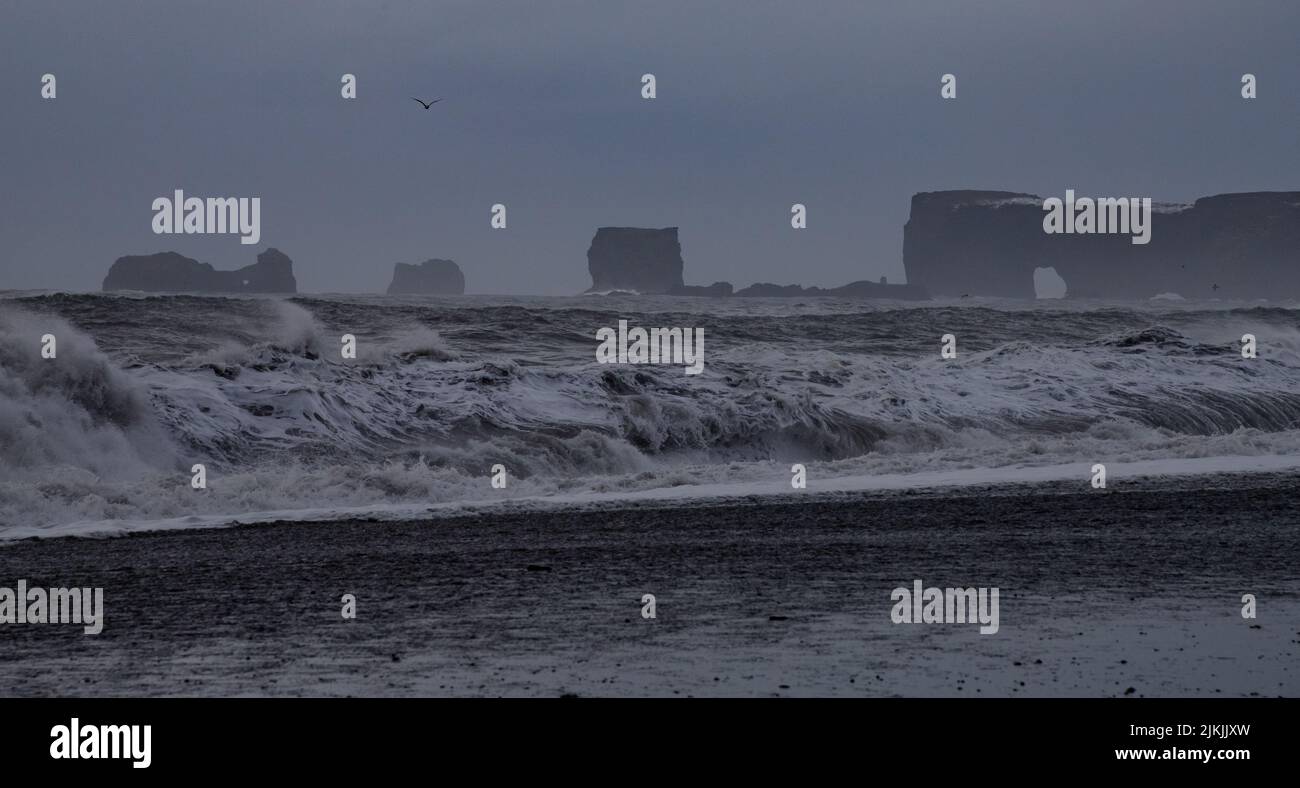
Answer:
411 97 442 110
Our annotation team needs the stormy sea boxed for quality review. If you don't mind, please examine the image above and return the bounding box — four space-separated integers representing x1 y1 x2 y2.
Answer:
1 292 1297 696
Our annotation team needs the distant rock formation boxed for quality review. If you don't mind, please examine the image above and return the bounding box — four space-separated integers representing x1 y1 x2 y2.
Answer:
102 248 297 293
670 281 734 297
581 224 927 299
903 190 1300 299
387 259 465 295
734 280 929 299
585 227 685 294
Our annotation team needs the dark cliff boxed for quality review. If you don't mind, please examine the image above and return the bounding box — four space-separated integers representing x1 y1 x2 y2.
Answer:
103 248 297 293
387 259 466 295
585 227 685 294
903 190 1300 299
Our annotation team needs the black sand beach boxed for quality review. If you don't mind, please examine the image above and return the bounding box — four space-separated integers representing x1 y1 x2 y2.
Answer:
1 474 1297 697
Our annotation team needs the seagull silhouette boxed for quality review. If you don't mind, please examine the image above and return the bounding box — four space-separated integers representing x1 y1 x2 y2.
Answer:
411 97 442 110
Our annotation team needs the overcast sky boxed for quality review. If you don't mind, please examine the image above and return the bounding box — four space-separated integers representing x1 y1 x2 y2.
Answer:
1 0 1296 294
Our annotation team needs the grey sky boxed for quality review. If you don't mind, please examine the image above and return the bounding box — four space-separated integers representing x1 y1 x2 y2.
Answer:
1 0 1296 294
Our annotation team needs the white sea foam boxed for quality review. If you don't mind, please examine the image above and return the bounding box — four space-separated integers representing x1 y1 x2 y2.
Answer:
9 453 1300 542
5 294 1300 538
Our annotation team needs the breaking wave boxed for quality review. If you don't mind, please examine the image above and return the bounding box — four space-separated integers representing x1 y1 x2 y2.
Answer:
4 292 1300 535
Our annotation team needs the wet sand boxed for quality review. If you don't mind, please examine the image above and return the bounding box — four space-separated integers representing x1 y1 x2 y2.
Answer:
1 474 1297 697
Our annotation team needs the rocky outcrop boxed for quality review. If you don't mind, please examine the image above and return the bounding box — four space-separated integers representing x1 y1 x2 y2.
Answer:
386 259 466 295
670 281 734 297
102 248 297 293
585 227 685 294
734 280 929 299
581 224 930 299
903 190 1300 299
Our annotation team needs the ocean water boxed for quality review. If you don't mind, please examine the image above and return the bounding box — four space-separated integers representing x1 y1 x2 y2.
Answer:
4 291 1300 537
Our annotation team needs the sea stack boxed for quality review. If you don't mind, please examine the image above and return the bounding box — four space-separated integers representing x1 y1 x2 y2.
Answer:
386 259 466 295
585 227 686 294
102 248 297 293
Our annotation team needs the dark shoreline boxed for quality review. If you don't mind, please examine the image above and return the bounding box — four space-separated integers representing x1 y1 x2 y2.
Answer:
1 477 1297 697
